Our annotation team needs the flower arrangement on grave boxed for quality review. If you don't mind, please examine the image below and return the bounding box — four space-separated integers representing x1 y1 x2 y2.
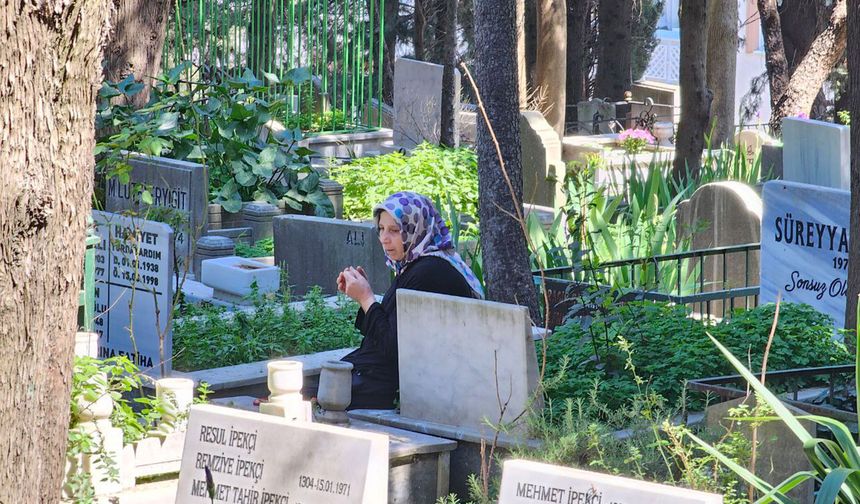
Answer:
618 128 656 155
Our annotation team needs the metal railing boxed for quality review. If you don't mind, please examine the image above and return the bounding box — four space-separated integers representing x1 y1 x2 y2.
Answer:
536 242 761 324
162 0 385 131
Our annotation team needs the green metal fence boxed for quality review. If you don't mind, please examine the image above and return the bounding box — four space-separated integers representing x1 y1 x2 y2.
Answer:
163 0 385 131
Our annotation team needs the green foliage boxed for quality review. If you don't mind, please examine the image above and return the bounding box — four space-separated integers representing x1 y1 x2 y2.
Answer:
544 302 849 411
96 63 333 216
330 143 478 220
173 287 362 371
283 109 349 133
235 237 275 258
837 110 851 126
631 0 664 82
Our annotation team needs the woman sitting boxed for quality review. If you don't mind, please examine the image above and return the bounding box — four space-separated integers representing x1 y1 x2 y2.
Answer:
336 191 483 410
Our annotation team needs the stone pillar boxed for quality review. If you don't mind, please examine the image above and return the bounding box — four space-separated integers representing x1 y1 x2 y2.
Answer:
194 235 235 276
65 373 126 497
242 202 281 243
319 178 344 219
154 378 195 434
74 331 98 358
207 203 223 231
260 360 311 421
315 360 353 425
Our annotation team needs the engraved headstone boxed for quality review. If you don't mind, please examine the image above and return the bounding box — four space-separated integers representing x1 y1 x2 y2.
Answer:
782 117 850 190
176 404 389 503
273 215 390 296
498 459 723 504
760 180 850 328
105 153 208 274
576 99 616 134
92 210 174 375
393 58 460 148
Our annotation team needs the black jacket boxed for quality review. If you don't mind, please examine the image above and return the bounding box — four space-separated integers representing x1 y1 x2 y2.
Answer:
342 255 475 408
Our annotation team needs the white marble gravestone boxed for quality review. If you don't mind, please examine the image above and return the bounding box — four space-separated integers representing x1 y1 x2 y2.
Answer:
782 117 850 190
760 181 850 328
396 290 541 434
498 459 723 504
92 211 174 375
176 404 388 504
105 153 208 275
520 111 565 209
393 58 460 148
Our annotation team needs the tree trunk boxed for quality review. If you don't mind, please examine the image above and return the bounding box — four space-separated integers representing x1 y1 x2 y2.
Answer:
473 0 540 321
566 0 592 116
382 0 399 104
103 0 171 108
706 0 737 147
845 0 860 334
757 0 788 131
672 0 711 185
770 0 847 133
535 0 567 137
1 1 110 501
439 0 458 146
517 0 528 108
414 0 426 60
595 0 632 101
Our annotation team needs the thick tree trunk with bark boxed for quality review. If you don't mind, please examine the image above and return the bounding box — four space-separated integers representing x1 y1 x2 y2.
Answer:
1 1 111 501
382 0 399 105
706 0 737 147
414 0 426 60
473 0 540 321
439 0 458 146
595 0 632 101
566 0 592 116
770 0 847 133
672 0 711 185
535 0 567 137
757 0 788 121
104 0 171 108
845 0 860 334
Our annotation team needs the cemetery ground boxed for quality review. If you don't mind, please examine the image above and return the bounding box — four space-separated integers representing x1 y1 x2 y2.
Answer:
70 88 859 504
43 25 858 502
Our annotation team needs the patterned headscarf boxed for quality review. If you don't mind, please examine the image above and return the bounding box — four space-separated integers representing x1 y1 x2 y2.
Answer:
374 192 484 299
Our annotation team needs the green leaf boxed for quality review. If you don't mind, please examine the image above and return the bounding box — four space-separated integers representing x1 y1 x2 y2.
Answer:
166 62 191 85
99 83 122 99
186 145 205 160
705 332 814 444
262 71 280 85
297 171 319 193
140 190 153 205
294 146 316 157
206 97 222 113
815 467 858 504
156 112 179 132
285 67 312 85
259 146 277 166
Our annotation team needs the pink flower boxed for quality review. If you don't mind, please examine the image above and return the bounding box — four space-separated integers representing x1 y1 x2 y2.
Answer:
794 111 810 120
618 128 656 144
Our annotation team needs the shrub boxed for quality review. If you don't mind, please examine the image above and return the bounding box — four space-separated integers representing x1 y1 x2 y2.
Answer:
173 287 361 371
543 301 849 410
330 143 478 220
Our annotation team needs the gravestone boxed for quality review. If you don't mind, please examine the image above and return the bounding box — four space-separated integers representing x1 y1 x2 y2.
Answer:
705 396 813 503
734 129 775 163
105 153 208 274
520 111 565 209
782 117 850 190
396 290 541 434
498 459 723 504
760 180 850 328
676 182 762 315
176 404 388 503
393 58 460 149
760 143 784 180
576 99 615 134
92 211 174 376
273 215 390 296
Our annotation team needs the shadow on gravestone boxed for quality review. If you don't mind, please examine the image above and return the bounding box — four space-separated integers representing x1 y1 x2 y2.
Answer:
105 153 208 276
782 117 850 190
273 215 390 296
676 182 762 316
393 57 460 149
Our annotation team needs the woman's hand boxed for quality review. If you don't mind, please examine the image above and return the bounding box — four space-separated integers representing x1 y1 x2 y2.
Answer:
338 267 376 312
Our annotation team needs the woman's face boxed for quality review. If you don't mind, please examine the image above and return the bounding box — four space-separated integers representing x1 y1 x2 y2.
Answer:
377 211 406 261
